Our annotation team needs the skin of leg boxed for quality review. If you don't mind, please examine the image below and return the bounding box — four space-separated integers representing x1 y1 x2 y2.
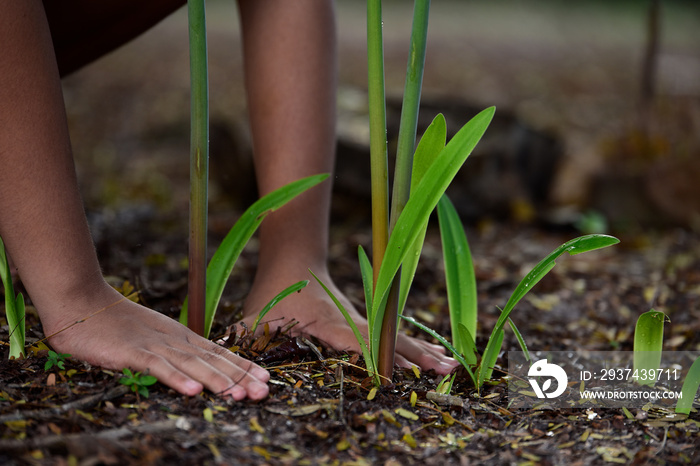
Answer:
237 0 459 375
0 0 269 400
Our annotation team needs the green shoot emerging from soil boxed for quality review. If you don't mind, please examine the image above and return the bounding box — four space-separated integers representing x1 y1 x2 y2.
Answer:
44 350 71 372
629 308 700 414
0 235 25 359
633 308 667 386
120 368 158 398
404 205 620 391
315 0 493 386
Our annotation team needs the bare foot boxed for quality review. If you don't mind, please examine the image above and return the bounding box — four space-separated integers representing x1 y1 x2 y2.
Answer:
43 285 270 400
241 266 460 375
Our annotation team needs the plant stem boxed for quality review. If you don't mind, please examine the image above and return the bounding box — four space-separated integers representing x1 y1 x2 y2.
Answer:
367 0 389 287
187 0 209 336
389 0 430 229
377 0 431 384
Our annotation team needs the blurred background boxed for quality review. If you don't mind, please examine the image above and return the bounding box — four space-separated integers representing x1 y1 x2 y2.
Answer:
61 0 700 238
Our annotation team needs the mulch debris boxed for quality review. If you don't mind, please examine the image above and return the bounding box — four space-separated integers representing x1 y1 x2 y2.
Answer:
2 221 699 464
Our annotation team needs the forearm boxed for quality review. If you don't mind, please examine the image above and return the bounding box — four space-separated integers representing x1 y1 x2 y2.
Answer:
0 1 105 324
237 0 337 269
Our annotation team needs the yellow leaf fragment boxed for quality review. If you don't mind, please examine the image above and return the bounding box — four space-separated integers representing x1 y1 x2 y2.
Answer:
402 432 417 448
336 437 351 451
367 387 378 401
411 364 421 379
207 443 222 460
75 410 94 421
410 391 417 407
395 408 419 421
252 445 271 460
249 416 265 434
203 407 214 423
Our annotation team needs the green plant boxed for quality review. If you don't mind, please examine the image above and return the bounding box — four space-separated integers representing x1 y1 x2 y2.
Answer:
44 350 71 371
179 175 326 338
404 204 620 391
186 0 209 337
0 235 25 359
633 308 667 386
181 2 328 340
676 356 700 415
314 0 493 386
120 368 158 398
316 110 493 385
627 308 699 415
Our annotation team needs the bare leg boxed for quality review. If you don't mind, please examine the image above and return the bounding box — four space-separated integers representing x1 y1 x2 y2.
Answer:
237 0 458 374
0 0 268 400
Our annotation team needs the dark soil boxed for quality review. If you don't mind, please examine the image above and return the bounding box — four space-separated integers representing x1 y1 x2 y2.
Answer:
2 1 700 464
2 221 699 465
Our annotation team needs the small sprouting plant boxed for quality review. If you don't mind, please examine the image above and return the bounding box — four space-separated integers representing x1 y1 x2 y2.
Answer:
44 350 71 371
181 1 326 339
403 199 620 392
633 308 668 386
314 0 494 386
627 308 699 415
0 235 25 359
120 368 158 398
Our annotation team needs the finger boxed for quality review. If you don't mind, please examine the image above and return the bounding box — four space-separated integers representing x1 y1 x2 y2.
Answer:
396 335 460 375
167 344 270 400
135 344 269 400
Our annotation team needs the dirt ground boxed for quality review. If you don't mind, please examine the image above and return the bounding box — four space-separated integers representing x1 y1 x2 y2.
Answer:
2 1 700 464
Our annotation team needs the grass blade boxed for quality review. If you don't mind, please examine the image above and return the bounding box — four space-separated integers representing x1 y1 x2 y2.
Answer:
633 309 667 386
250 280 309 335
508 317 530 363
310 270 377 383
180 174 328 336
401 315 475 386
676 355 700 415
438 194 477 353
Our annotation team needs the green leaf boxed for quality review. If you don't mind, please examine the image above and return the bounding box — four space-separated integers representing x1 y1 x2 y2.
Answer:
0 236 25 359
358 246 374 320
455 323 477 366
478 328 504 389
180 174 328 337
310 270 378 383
676 356 700 415
400 315 476 386
438 195 477 353
250 281 309 335
508 317 530 363
633 309 667 386
139 375 158 386
483 234 620 380
371 108 495 357
398 114 447 316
